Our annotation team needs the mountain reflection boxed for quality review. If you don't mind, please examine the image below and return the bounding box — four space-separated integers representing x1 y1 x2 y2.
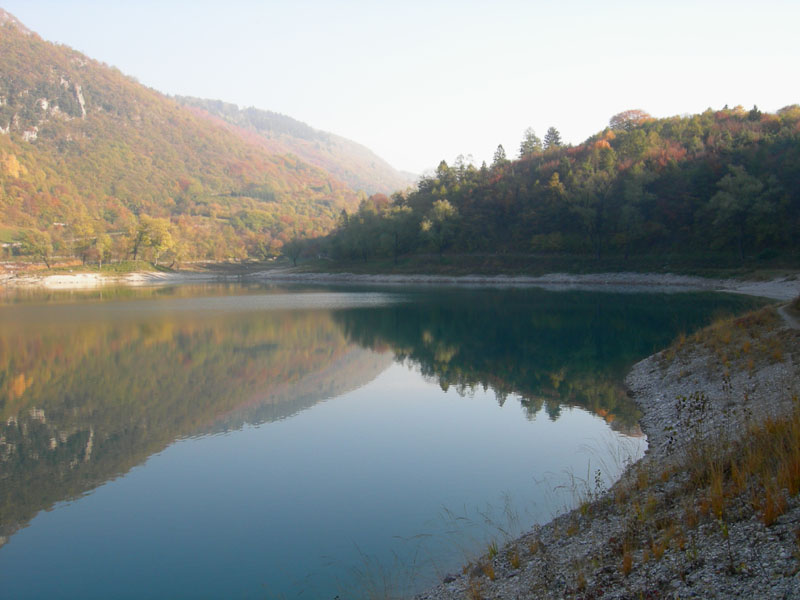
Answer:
0 300 391 545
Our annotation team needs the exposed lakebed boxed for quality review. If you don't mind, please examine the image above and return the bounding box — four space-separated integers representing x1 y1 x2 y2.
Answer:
0 284 767 598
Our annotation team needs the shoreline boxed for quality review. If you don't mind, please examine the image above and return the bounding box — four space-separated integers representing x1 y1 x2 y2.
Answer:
417 301 800 599
2 269 799 301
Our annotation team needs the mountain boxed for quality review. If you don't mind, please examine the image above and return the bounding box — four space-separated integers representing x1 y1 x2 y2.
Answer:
176 96 416 195
0 7 29 34
0 9 361 263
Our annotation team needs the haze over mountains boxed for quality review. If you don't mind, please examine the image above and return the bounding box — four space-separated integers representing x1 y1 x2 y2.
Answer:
177 96 415 195
0 8 410 263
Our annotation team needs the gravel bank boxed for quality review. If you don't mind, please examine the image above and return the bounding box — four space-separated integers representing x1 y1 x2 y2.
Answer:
246 271 800 301
2 269 799 301
416 303 800 599
0 270 232 289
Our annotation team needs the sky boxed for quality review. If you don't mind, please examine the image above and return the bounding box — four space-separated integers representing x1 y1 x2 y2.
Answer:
3 0 799 175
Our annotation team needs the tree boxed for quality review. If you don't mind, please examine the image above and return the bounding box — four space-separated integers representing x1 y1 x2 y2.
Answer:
17 230 53 268
708 165 764 261
132 216 174 265
609 109 652 132
96 233 112 268
421 199 459 256
519 127 542 158
147 218 174 266
544 127 562 150
70 218 96 264
615 168 654 259
568 170 613 259
491 144 508 168
283 236 305 267
381 205 417 264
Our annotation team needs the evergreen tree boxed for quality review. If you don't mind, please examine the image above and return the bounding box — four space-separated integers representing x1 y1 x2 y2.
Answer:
544 126 562 149
519 127 542 157
492 144 508 167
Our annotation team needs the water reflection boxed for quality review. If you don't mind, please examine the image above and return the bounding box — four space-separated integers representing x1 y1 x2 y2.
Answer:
0 295 393 546
333 287 766 433
0 285 766 565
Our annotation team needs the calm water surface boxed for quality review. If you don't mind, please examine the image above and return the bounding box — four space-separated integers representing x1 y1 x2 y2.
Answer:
0 284 767 598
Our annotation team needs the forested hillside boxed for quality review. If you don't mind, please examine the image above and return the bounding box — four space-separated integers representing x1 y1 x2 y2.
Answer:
326 106 800 268
177 96 415 195
0 11 360 265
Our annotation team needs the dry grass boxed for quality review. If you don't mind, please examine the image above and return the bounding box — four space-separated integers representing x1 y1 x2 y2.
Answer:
486 541 498 560
690 398 800 525
612 397 800 583
661 305 783 368
466 579 483 600
621 542 633 576
453 304 799 597
651 535 667 561
527 539 540 555
611 305 799 587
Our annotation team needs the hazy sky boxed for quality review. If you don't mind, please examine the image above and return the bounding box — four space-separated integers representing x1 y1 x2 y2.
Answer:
4 0 799 174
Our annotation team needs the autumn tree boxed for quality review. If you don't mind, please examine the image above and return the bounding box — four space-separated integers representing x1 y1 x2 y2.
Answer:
70 218 96 264
147 218 174 266
96 233 113 268
609 109 652 132
131 216 174 265
17 230 53 268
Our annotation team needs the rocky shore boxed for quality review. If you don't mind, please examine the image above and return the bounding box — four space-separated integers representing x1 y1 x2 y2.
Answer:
416 301 800 599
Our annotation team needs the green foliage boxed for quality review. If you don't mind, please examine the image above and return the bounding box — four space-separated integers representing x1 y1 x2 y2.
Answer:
421 199 459 255
15 229 53 267
322 106 800 267
544 126 563 149
519 127 542 158
491 144 508 167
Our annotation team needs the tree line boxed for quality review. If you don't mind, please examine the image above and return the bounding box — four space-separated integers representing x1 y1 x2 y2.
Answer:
314 105 800 266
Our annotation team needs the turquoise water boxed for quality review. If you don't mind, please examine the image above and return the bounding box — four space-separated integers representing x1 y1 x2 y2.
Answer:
0 284 766 598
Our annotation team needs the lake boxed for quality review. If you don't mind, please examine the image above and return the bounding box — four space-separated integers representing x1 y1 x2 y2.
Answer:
0 283 767 599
